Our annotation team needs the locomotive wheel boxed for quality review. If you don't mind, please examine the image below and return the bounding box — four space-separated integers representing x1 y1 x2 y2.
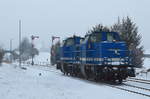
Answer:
80 64 88 79
93 66 99 82
118 78 123 84
61 63 66 75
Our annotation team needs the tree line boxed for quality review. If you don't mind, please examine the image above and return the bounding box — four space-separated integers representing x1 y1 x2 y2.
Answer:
0 37 39 65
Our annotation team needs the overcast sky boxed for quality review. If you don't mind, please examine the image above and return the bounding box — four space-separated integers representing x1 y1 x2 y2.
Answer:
0 0 149 51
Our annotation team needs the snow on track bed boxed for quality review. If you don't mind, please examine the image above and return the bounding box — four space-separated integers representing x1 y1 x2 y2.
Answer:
121 83 150 97
23 64 61 74
127 79 150 84
128 77 150 84
108 84 150 98
124 78 150 90
131 78 150 82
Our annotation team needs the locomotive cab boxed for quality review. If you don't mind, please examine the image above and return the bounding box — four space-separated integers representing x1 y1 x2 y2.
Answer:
59 36 83 74
80 32 135 83
82 32 131 66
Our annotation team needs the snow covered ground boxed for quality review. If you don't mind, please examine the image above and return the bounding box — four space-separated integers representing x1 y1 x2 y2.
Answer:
144 58 150 70
136 71 150 80
26 52 50 66
0 52 150 99
136 56 150 80
0 63 150 99
32 52 50 63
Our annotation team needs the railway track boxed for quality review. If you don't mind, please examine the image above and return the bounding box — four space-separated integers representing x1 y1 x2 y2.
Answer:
108 84 150 98
132 78 150 82
109 77 150 97
78 79 150 98
127 78 150 84
22 63 61 74
123 83 150 92
129 77 150 82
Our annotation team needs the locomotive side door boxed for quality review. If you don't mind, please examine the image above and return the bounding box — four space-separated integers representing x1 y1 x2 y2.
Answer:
81 36 89 64
87 33 102 64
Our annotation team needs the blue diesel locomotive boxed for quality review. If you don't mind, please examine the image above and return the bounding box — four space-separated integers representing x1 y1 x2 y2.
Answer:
56 32 135 83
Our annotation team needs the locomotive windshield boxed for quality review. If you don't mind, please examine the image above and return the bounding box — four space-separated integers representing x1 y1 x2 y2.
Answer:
90 33 102 43
65 38 74 46
107 32 121 42
107 33 114 42
82 32 121 43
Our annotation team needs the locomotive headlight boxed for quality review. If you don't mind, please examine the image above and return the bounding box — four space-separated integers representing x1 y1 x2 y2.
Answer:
125 57 129 60
107 58 112 65
120 58 125 62
120 58 126 65
125 57 128 59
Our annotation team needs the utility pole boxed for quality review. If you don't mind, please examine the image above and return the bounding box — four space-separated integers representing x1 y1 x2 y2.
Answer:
19 20 21 68
10 39 13 62
31 35 39 65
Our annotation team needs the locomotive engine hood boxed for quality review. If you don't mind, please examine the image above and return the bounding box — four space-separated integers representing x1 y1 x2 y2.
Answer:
99 41 131 66
100 41 128 57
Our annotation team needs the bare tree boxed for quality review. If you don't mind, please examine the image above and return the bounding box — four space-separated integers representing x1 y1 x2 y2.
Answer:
18 37 39 61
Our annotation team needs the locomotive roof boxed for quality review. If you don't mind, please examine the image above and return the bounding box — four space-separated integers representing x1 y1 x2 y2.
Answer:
64 35 84 41
85 31 119 37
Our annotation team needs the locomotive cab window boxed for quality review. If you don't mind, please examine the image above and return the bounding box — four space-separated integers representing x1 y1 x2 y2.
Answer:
90 33 102 43
82 36 89 44
80 38 84 43
107 33 114 42
65 38 74 46
61 41 65 47
107 32 120 42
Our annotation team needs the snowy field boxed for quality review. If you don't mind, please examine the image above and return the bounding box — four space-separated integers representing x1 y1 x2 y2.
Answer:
136 51 150 80
26 52 50 66
0 52 150 99
0 63 150 99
